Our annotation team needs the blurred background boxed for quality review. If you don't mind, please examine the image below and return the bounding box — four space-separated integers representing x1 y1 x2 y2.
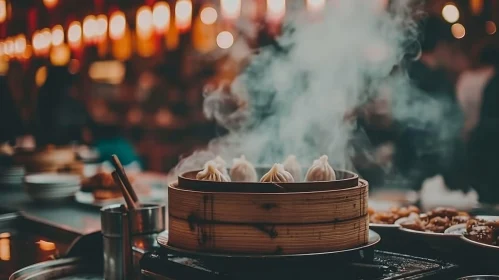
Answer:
0 0 498 178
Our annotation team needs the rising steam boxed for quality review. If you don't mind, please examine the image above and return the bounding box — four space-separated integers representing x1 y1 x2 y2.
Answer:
170 0 452 180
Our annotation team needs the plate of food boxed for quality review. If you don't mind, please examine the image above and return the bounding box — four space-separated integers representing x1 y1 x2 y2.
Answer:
369 205 420 229
395 207 471 235
75 171 164 208
460 216 499 251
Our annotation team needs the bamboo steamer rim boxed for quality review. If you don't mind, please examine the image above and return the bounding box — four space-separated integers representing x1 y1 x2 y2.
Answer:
170 177 368 195
180 168 358 185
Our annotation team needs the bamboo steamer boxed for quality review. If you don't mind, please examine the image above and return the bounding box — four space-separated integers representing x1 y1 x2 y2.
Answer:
168 170 369 255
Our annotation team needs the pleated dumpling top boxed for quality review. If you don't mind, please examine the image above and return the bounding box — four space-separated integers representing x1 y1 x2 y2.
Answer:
305 155 336 182
230 155 258 182
197 162 231 182
260 163 294 183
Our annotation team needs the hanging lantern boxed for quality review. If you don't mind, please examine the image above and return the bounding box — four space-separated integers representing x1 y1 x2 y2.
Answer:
68 21 82 50
470 0 484 16
51 25 64 46
83 15 98 44
14 35 26 57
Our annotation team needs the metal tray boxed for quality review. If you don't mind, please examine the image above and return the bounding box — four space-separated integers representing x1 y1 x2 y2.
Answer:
157 229 380 261
9 257 102 280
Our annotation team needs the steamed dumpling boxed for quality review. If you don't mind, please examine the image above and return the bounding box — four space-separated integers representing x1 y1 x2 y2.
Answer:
283 155 302 181
197 162 231 182
260 163 294 183
305 155 336 181
230 155 258 182
204 156 229 177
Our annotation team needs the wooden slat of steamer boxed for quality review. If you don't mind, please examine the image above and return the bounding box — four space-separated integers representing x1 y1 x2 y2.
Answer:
168 180 368 224
167 215 369 254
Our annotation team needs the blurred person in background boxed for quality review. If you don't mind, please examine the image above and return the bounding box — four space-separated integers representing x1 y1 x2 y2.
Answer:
35 66 89 147
392 16 466 191
463 45 499 204
0 76 25 145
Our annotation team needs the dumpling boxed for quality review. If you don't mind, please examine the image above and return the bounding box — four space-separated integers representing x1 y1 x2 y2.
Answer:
197 162 231 182
305 155 336 181
283 155 302 181
230 155 258 182
204 156 229 177
260 164 294 183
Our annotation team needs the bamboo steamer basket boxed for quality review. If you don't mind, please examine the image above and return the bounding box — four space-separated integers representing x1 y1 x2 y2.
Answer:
168 170 369 254
14 146 77 174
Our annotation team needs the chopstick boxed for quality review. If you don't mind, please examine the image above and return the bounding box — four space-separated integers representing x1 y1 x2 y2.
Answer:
112 171 136 210
111 155 139 203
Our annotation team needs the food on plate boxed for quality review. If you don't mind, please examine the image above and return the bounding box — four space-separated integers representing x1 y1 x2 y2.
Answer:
230 155 258 182
464 218 499 246
369 205 420 225
260 163 294 183
283 155 302 182
197 162 231 182
305 155 336 182
82 171 149 200
398 207 471 233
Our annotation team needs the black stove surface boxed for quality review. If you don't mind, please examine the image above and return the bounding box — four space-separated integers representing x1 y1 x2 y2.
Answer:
140 249 458 280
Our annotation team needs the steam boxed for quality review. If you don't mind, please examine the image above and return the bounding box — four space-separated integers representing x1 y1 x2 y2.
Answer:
171 0 450 180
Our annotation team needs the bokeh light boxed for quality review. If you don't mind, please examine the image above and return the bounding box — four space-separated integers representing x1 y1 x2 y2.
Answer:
442 4 459 23
451 23 466 39
51 25 64 46
137 6 153 38
83 15 98 42
14 35 26 55
0 0 7 23
216 31 234 49
267 0 286 22
43 0 58 9
306 0 325 13
96 15 108 40
486 21 497 35
50 44 71 66
200 6 218 25
220 0 241 20
68 21 82 47
153 2 170 33
5 38 14 56
110 11 126 40
175 0 192 32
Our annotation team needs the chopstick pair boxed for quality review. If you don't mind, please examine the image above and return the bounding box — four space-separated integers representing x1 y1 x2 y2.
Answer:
111 155 139 210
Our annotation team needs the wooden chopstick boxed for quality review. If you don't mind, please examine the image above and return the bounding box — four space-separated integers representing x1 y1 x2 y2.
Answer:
112 171 136 210
111 155 139 203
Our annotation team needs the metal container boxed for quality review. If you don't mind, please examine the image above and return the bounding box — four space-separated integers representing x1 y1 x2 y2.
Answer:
457 276 499 280
9 257 102 280
101 204 133 280
101 203 166 280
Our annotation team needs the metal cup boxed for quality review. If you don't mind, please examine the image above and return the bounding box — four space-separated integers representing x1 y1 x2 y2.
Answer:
101 203 166 280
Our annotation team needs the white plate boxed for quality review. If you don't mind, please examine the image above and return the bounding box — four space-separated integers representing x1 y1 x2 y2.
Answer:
24 173 80 185
74 189 165 208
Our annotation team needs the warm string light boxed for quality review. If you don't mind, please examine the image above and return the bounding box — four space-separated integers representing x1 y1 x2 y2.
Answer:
153 2 170 34
442 3 459 24
110 11 126 40
216 31 234 49
51 25 64 46
43 0 58 9
68 21 82 48
14 35 26 56
96 15 108 42
83 15 98 43
137 6 153 38
266 0 286 23
200 6 218 25
486 21 497 35
220 0 241 20
175 0 192 32
451 23 465 39
4 38 13 57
